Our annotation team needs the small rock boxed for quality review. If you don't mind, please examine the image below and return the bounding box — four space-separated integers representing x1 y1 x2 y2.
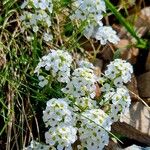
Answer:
104 140 121 150
137 72 150 98
126 75 139 101
123 145 150 150
112 102 150 146
124 145 141 150
100 45 114 61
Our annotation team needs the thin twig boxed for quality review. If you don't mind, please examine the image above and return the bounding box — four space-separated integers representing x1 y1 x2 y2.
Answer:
129 90 150 111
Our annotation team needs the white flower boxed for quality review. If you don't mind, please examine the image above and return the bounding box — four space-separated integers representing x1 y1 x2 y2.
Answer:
107 87 131 122
61 82 74 94
78 109 112 150
21 1 28 9
20 0 53 39
33 26 39 32
35 49 72 84
62 68 97 98
71 0 106 22
102 90 115 104
43 32 53 42
113 77 123 87
38 75 48 87
70 0 107 41
104 59 133 84
74 97 98 111
98 77 107 85
101 83 111 92
94 26 120 45
39 1 47 10
84 24 96 39
104 65 119 79
33 0 39 8
43 98 75 128
78 60 95 69
45 125 77 149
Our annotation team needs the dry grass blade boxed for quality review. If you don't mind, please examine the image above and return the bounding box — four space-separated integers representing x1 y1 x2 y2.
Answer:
6 85 14 150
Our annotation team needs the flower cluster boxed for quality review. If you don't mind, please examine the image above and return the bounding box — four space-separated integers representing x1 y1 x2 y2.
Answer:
19 0 134 149
20 0 120 45
104 59 133 85
38 52 113 149
70 0 120 45
43 98 112 150
70 0 106 25
20 0 53 41
73 97 98 111
34 49 133 150
94 26 120 45
100 59 133 122
102 87 131 122
45 125 77 150
43 98 75 127
78 109 112 150
77 60 95 69
62 67 98 99
34 49 73 87
43 98 77 150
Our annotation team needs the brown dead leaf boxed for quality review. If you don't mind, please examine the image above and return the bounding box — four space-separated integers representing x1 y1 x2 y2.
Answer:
99 45 114 61
135 7 150 30
115 39 129 49
115 39 139 64
95 83 101 98
92 58 103 76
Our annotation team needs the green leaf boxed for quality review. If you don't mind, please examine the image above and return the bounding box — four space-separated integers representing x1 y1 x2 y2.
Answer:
60 0 72 6
104 0 148 49
113 49 121 59
64 21 74 37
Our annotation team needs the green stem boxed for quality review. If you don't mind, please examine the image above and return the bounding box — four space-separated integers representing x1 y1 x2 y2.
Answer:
104 0 148 49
